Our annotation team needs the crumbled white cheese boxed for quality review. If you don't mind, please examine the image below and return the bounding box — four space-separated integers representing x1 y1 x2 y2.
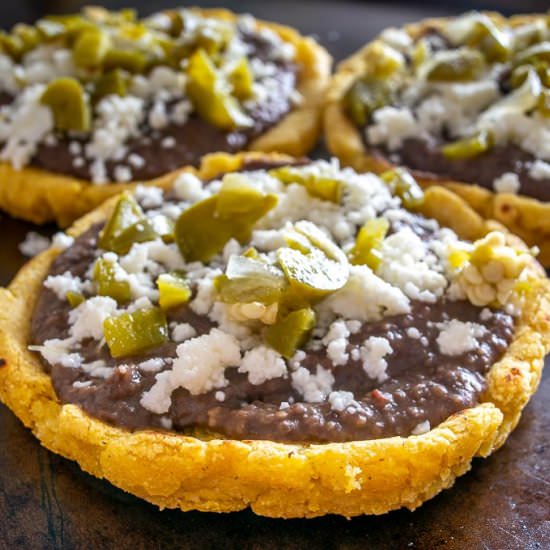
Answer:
134 185 164 208
0 85 54 169
378 227 448 302
360 336 393 382
161 136 176 149
69 296 118 342
29 339 82 368
190 270 221 315
411 420 431 435
251 229 286 251
140 329 241 413
479 308 493 322
18 231 50 257
44 271 87 300
73 380 92 389
291 365 334 403
328 390 358 412
493 172 521 194
436 319 486 356
238 346 287 385
51 232 74 249
406 327 421 339
323 265 410 322
128 153 145 169
171 322 197 343
367 107 417 151
139 358 165 373
173 172 208 203
322 320 350 367
529 159 550 180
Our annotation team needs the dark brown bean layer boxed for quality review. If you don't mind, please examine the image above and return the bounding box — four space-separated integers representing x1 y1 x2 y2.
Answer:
31 218 514 443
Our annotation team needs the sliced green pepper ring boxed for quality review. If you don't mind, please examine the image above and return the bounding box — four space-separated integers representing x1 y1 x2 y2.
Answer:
98 194 145 252
40 77 92 132
216 254 287 305
278 221 349 303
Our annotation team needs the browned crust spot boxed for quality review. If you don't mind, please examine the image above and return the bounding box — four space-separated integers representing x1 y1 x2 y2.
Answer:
324 12 550 267
0 151 549 518
0 8 332 227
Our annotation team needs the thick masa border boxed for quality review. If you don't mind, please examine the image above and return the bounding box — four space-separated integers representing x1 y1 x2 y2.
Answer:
324 12 550 267
0 8 332 227
0 152 549 518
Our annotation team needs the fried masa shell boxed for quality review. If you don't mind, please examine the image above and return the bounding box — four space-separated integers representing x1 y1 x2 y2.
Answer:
324 12 550 268
0 8 332 227
1 152 549 519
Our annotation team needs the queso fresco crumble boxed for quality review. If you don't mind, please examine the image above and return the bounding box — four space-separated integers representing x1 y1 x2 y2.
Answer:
30 159 532 442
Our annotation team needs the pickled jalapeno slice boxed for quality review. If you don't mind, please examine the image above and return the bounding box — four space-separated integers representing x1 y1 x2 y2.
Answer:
175 185 277 263
269 167 343 203
157 272 191 310
344 76 394 126
380 168 424 209
264 307 316 359
348 217 390 270
217 255 287 305
98 194 145 252
104 307 168 358
40 77 91 132
441 130 494 160
93 257 131 303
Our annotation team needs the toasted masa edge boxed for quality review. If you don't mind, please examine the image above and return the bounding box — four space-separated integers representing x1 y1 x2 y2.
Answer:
0 151 549 518
0 7 332 227
324 12 550 267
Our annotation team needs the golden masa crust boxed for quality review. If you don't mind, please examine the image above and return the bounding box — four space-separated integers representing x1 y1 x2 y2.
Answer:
1 152 549 518
0 8 332 227
324 12 550 267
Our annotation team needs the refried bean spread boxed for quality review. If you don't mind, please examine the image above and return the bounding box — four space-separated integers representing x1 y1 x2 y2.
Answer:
30 160 529 443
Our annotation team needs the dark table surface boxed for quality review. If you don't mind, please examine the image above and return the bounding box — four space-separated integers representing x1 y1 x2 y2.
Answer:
0 2 549 549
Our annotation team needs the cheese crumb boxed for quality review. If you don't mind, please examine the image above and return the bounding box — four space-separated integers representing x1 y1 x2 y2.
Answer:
322 320 350 366
291 365 334 403
360 336 393 382
139 358 164 373
328 390 357 412
411 420 431 435
44 271 87 300
324 265 410 322
493 172 521 194
171 322 197 343
140 329 240 414
19 232 50 257
367 106 417 151
238 345 287 385
173 172 208 202
134 185 164 208
528 160 550 180
436 319 486 356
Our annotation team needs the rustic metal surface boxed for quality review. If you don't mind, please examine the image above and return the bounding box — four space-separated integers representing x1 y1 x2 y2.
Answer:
0 1 549 548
